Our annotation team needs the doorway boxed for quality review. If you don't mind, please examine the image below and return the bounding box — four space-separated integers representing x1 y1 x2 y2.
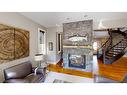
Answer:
38 28 46 55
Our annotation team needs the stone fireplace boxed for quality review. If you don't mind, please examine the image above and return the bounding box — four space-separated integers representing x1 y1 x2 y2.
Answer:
63 47 92 71
62 20 93 72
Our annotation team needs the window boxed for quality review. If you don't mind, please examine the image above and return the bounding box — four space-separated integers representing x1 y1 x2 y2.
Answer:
93 42 98 51
38 28 46 54
56 32 62 54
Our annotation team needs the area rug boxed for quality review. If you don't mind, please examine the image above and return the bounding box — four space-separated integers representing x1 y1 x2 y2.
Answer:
53 79 72 83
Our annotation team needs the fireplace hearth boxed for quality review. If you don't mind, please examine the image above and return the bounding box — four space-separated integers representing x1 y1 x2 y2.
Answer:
68 54 86 69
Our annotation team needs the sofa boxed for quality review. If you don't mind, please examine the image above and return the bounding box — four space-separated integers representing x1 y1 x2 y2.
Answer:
3 61 46 83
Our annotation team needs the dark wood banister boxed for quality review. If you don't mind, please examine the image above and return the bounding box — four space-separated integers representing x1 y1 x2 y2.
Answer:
97 30 112 59
98 30 112 50
102 35 112 63
98 29 127 51
108 39 125 50
98 36 111 50
109 30 127 50
97 28 127 64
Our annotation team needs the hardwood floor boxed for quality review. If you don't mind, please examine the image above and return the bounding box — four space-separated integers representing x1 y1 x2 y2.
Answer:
47 60 93 78
96 57 127 82
47 56 127 82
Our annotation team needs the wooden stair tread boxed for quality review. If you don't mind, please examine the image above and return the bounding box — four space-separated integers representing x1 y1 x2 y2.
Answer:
97 29 127 64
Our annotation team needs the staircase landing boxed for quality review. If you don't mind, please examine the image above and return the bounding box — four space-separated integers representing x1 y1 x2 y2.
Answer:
96 57 127 82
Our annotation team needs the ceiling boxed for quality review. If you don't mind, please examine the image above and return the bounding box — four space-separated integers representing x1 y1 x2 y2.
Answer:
20 12 127 28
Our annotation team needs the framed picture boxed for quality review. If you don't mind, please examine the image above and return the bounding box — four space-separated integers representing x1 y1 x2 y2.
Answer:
49 42 53 51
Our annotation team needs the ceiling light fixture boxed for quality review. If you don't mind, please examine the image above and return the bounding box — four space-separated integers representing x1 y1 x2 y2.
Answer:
56 24 60 27
98 20 106 29
66 18 70 20
84 15 88 17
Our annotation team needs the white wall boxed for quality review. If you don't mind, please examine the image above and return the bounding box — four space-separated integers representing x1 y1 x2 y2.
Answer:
0 13 126 81
94 18 127 57
47 26 63 64
93 18 127 29
0 12 47 82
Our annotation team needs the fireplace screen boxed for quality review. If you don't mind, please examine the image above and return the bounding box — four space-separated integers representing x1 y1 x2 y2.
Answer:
68 54 86 69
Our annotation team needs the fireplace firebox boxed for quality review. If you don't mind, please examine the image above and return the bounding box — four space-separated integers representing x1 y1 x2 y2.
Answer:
68 54 86 69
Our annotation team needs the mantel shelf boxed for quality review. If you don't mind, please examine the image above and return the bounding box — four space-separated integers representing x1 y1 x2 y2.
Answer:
63 45 93 49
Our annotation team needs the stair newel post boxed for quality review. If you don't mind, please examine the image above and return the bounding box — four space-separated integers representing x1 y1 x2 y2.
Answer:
103 45 106 64
110 31 113 48
98 28 127 64
97 48 99 58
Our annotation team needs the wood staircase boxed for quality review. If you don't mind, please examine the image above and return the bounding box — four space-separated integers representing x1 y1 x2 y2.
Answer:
97 28 127 64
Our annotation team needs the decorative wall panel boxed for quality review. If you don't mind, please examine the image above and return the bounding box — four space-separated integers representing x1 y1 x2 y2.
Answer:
0 24 29 64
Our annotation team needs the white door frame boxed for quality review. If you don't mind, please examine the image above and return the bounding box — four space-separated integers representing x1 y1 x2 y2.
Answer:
38 28 47 55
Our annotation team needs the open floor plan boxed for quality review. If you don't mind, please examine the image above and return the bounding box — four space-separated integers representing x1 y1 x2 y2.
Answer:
0 12 127 83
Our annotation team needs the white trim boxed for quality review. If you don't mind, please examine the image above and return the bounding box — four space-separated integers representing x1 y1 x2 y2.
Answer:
47 59 61 64
47 61 56 64
37 28 47 55
56 32 62 54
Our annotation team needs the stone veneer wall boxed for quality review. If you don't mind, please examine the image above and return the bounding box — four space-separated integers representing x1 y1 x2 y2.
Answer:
63 20 93 46
63 20 93 72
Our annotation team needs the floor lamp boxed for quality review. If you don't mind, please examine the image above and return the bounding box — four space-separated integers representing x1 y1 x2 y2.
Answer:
34 54 44 75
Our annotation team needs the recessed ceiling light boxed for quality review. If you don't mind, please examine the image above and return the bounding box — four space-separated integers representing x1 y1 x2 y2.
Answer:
66 18 70 20
84 15 88 17
56 24 60 27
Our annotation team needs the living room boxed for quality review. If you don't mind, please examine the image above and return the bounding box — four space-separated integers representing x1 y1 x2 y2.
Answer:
1 0 127 94
0 12 127 83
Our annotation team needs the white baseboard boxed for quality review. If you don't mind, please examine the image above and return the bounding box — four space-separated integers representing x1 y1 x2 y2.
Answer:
47 59 60 64
47 61 56 64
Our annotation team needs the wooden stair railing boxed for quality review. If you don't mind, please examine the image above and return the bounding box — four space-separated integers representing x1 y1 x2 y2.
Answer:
97 30 112 59
97 28 127 64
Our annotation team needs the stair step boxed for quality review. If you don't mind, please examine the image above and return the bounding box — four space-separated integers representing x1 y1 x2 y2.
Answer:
105 54 117 58
106 53 117 57
118 45 126 48
113 48 123 50
105 56 112 59
122 40 127 42
113 48 124 50
108 50 120 54
107 52 119 55
98 29 127 64
116 45 125 47
111 50 121 53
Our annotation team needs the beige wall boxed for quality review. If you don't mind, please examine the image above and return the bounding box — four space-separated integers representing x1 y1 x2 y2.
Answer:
47 26 62 64
93 19 127 29
0 12 47 82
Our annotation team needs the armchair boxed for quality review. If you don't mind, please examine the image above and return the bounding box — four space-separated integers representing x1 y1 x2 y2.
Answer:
3 61 46 83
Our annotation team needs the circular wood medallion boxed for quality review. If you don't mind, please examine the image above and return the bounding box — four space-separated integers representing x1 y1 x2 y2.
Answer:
0 24 29 63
